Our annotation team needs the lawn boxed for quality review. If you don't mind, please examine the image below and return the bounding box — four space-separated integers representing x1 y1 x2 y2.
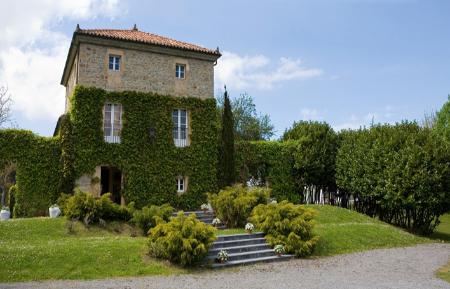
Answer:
0 206 438 283
0 218 184 282
433 213 450 283
307 205 430 256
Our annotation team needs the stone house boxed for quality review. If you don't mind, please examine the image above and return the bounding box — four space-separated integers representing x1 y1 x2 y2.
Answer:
60 25 221 205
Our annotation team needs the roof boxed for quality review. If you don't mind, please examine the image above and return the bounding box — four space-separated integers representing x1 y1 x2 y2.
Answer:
76 26 220 56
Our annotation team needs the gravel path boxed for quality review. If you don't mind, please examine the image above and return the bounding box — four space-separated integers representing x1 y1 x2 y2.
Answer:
2 243 450 289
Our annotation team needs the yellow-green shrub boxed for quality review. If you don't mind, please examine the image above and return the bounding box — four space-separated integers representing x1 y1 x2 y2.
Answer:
147 212 216 266
132 204 174 234
250 201 318 257
208 184 270 228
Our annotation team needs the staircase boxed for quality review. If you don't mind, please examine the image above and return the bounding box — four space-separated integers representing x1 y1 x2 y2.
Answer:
205 232 293 268
174 210 226 229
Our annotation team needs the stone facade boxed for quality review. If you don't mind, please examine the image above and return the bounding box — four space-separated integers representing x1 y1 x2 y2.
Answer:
63 37 217 112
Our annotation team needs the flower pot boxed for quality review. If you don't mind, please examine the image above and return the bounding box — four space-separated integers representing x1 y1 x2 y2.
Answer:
276 253 282 257
246 229 253 234
0 210 10 221
49 206 61 218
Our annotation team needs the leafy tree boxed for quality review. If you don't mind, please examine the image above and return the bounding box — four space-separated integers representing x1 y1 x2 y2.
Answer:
282 121 338 191
435 95 450 142
218 88 235 188
217 92 274 141
0 86 12 127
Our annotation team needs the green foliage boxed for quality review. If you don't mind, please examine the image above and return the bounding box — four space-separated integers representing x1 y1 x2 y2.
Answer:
336 122 450 234
250 201 319 257
70 86 218 210
218 89 235 188
217 92 274 141
132 204 174 234
63 190 133 224
7 184 15 213
282 121 338 190
235 141 300 203
147 212 217 266
436 95 450 142
0 130 61 217
58 114 75 195
208 184 270 228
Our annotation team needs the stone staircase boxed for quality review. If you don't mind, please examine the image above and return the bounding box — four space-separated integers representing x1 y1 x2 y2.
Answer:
205 232 293 268
175 210 226 229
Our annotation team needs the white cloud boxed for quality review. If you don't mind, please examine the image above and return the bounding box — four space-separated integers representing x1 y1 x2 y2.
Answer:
215 51 322 90
0 0 121 120
300 108 323 121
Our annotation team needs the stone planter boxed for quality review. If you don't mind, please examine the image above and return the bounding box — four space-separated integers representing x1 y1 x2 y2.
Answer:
0 209 11 221
49 206 61 218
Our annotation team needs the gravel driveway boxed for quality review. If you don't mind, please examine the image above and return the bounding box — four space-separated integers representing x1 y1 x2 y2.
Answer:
2 243 450 289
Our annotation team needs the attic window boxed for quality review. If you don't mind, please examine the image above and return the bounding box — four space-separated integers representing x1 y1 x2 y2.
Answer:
175 64 185 79
109 55 121 71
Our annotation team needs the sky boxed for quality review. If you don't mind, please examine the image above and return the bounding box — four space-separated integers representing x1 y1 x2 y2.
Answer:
0 0 449 137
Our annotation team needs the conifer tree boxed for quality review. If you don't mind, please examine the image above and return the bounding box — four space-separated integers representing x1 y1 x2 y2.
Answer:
218 86 235 188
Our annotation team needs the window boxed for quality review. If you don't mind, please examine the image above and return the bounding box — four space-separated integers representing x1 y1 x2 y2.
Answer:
176 176 186 193
172 109 188 147
109 55 121 71
175 64 185 79
103 103 122 143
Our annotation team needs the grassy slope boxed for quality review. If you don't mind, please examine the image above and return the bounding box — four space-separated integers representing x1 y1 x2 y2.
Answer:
0 218 184 282
0 206 437 282
434 213 450 283
308 205 430 256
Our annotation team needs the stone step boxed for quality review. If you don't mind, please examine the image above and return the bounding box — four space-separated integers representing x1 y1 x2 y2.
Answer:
217 232 264 242
210 254 293 269
211 237 267 249
208 243 271 256
208 249 276 262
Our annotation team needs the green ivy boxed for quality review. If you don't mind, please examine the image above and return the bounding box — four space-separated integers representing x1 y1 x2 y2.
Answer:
69 86 218 210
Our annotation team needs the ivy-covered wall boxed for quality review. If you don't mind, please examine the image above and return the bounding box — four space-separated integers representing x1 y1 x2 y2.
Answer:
69 86 218 210
0 130 61 216
235 141 300 203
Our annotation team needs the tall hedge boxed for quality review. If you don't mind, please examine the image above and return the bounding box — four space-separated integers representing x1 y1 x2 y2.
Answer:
336 122 450 234
235 141 300 203
218 90 235 188
0 130 61 216
69 86 218 210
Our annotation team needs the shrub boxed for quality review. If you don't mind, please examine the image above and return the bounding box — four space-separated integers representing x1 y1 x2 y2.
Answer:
208 184 270 228
63 190 133 224
147 212 217 266
132 204 174 234
250 201 318 257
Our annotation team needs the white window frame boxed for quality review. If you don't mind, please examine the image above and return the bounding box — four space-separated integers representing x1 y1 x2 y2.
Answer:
103 103 122 143
173 109 188 147
176 176 185 193
109 55 121 71
175 64 185 79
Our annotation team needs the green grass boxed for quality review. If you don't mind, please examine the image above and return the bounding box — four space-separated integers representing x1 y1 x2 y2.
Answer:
307 205 430 256
433 213 450 283
0 218 184 282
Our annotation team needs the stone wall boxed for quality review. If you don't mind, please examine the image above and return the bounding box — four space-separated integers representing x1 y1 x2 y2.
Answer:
74 43 215 99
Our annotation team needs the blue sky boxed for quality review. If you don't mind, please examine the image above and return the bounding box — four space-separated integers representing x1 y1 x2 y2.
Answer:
0 0 449 137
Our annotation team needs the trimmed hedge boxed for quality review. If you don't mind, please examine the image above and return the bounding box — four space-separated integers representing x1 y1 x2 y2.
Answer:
235 141 300 203
70 86 218 210
0 130 61 217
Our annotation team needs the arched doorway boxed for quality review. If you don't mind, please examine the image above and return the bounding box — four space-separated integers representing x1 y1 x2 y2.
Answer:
100 166 122 205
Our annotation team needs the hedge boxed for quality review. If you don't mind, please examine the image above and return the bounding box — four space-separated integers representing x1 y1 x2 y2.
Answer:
235 141 300 203
0 130 61 217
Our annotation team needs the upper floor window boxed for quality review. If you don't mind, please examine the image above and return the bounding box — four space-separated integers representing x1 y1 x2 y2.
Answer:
175 64 185 79
176 176 186 194
104 103 122 143
172 109 188 147
109 55 121 71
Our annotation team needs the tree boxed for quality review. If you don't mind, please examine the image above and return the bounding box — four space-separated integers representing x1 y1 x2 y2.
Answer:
0 86 12 127
218 87 235 188
435 95 450 142
217 92 274 141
